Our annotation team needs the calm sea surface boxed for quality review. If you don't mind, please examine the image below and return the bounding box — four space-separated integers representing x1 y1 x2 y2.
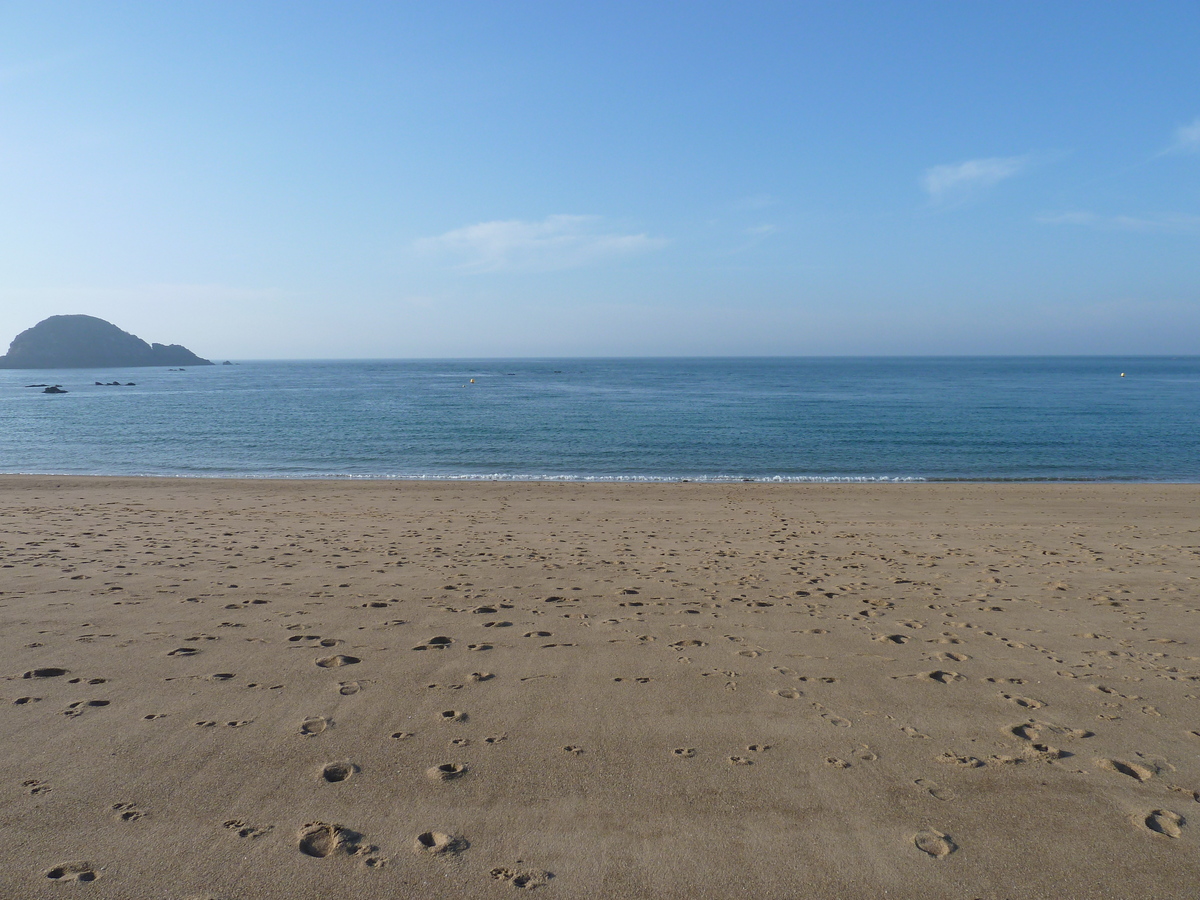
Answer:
0 358 1196 482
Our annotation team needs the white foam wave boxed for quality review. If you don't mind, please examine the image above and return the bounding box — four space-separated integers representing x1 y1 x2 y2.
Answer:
1 468 926 483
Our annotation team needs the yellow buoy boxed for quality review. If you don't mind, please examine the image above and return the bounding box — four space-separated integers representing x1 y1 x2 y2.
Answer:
1120 373 1125 377
469 378 475 383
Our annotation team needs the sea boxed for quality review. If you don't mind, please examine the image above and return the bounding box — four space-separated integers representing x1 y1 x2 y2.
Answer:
1 357 1197 482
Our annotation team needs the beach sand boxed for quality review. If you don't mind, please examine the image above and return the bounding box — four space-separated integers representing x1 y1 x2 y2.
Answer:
2 477 1198 898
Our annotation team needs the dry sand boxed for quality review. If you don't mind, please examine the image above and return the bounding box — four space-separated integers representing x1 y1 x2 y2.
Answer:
2 476 1198 899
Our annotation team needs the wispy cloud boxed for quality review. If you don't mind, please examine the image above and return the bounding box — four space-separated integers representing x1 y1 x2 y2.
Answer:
921 155 1029 204
1037 211 1200 235
1161 117 1200 155
413 215 666 271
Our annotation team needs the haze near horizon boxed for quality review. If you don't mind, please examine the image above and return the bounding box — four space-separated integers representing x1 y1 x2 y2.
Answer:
1 2 1197 359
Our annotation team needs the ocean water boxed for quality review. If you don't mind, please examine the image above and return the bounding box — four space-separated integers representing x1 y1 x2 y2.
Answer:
0 357 1197 482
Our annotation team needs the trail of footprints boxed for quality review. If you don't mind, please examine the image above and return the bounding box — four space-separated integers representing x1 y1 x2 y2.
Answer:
23 610 1193 888
9 491 1199 893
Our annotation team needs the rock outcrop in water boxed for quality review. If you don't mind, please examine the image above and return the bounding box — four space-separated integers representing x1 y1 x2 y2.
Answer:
0 315 213 369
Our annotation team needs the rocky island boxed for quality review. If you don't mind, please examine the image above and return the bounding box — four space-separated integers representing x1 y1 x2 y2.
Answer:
0 315 212 368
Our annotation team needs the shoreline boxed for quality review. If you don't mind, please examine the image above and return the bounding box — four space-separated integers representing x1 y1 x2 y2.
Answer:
4 472 1199 484
3 476 1197 898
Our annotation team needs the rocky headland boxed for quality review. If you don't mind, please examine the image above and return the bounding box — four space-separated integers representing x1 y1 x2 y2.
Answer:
0 315 212 368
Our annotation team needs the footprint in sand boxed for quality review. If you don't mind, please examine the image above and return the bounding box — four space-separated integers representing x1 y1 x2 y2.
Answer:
414 831 466 854
1097 758 1155 782
1011 723 1041 741
1142 809 1185 838
24 779 51 795
913 830 957 859
413 636 454 651
927 670 966 684
490 867 552 889
772 689 803 700
426 763 466 781
914 778 955 801
315 655 360 668
1000 693 1045 709
825 757 850 769
321 762 357 783
1026 743 1070 761
23 667 68 679
1167 784 1200 803
168 647 200 657
111 802 145 822
300 716 332 736
298 822 344 858
440 709 467 723
672 748 696 758
562 745 584 755
1012 721 1094 742
298 821 376 863
338 681 361 695
45 862 99 883
224 819 272 839
63 700 110 717
901 725 930 739
728 755 753 766
937 751 984 768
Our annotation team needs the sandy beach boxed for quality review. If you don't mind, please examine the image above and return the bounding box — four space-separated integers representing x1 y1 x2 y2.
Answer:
2 476 1198 899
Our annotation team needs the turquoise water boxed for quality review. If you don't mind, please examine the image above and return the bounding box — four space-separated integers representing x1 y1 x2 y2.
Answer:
0 357 1196 481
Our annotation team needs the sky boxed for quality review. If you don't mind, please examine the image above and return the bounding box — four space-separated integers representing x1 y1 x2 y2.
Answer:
1 1 1198 358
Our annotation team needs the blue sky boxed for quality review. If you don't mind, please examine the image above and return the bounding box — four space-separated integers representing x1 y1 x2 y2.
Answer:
2 2 1198 357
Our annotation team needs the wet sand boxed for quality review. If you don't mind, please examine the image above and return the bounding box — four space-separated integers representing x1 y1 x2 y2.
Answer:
2 476 1198 898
